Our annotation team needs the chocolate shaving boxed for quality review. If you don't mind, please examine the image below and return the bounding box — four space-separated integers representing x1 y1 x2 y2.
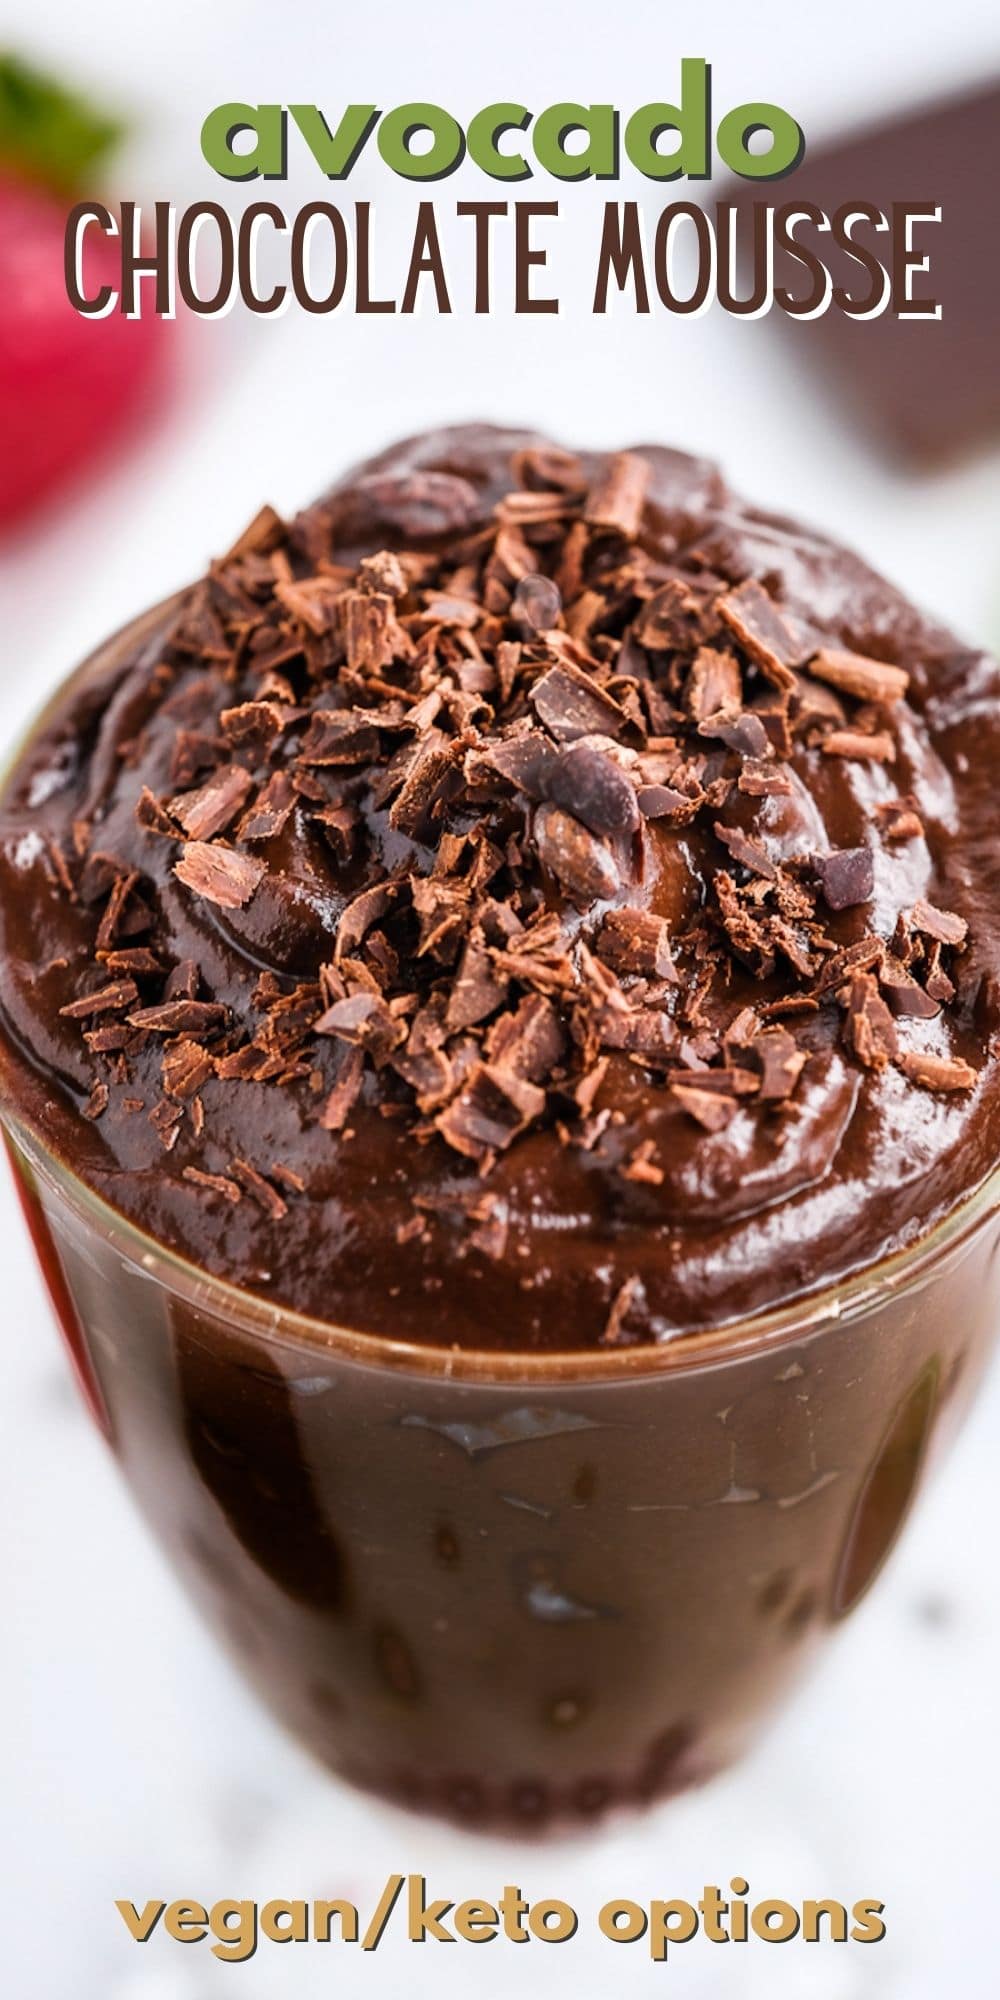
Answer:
99 947 162 976
821 729 896 763
636 783 690 820
174 843 265 910
633 577 702 652
792 674 846 737
161 1039 215 1098
220 701 285 753
469 732 557 801
530 663 627 743
716 580 805 685
714 712 772 759
149 1099 183 1150
486 992 566 1081
808 648 909 705
600 1274 643 1345
754 1026 808 1101
298 709 381 766
878 798 924 842
879 955 940 1019
136 787 181 838
468 1196 509 1261
843 973 898 1068
60 979 139 1020
341 588 411 672
598 908 676 981
314 990 406 1063
714 822 778 880
895 1049 977 1092
621 1140 664 1186
221 503 285 561
169 766 253 841
335 880 401 961
546 740 640 836
93 870 139 952
358 549 408 598
534 804 619 904
182 1165 242 1203
583 452 649 540
320 1046 365 1130
672 1084 736 1131
599 1005 676 1062
128 1000 228 1035
166 959 200 1001
687 647 742 722
230 1158 289 1218
237 769 296 842
389 734 461 836
446 937 509 1030
816 847 874 911
83 1024 136 1054
924 944 955 1005
910 898 968 947
434 1061 545 1161
274 574 341 635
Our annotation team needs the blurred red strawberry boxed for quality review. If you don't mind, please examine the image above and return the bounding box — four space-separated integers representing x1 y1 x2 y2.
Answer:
0 56 169 530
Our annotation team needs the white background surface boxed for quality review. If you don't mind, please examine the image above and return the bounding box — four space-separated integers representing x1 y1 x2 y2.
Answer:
2 2 1000 1994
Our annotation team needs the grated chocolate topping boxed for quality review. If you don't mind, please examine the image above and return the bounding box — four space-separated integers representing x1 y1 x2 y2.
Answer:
1 425 999 1351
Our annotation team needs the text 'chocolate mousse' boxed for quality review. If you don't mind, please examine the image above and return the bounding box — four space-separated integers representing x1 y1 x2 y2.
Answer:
1 425 998 1350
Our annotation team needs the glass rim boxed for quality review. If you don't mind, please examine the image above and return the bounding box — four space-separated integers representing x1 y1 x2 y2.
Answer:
5 1099 1000 1386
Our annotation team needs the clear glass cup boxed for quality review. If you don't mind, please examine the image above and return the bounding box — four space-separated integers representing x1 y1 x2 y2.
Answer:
3 1105 999 1831
3 610 999 1830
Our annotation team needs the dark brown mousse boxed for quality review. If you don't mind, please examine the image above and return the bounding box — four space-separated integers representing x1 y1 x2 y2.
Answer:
1 425 998 1350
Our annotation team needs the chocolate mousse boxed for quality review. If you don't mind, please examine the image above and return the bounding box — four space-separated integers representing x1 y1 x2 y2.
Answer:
1 424 999 1351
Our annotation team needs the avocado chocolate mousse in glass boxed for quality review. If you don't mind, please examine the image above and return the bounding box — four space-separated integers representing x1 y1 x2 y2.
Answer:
2 426 999 1828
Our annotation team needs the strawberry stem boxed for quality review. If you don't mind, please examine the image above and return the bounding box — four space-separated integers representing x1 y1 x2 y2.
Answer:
0 51 124 193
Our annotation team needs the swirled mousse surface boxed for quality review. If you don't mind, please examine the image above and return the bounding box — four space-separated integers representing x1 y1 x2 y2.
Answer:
1 426 999 1351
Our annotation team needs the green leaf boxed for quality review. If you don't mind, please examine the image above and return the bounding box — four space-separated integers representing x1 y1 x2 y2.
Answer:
0 52 124 193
